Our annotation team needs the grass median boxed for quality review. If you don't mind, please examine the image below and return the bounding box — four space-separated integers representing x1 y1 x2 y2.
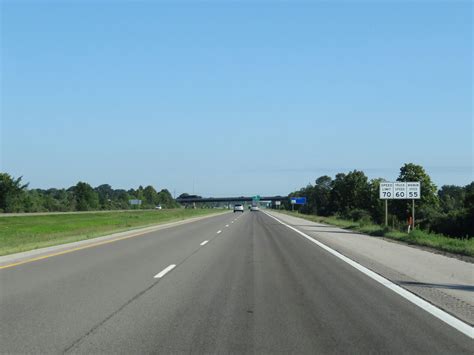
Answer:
0 209 227 256
276 210 474 257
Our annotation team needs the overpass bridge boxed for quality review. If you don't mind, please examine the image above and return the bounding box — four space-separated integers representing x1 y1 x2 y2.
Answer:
176 196 288 204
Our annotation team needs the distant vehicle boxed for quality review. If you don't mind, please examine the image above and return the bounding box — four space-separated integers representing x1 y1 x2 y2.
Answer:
155 205 162 210
233 204 244 213
250 206 259 211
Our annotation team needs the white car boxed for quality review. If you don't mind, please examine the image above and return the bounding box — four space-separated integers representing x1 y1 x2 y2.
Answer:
233 204 244 213
155 205 162 210
250 206 259 211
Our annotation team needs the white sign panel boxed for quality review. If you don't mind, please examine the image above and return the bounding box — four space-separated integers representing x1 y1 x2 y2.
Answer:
379 182 421 200
275 201 281 206
406 182 421 199
379 183 394 199
393 182 407 199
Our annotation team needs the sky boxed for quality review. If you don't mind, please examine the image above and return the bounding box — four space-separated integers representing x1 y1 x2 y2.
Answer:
1 0 472 196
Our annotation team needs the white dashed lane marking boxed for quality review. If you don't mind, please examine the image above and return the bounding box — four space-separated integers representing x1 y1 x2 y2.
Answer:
154 264 176 279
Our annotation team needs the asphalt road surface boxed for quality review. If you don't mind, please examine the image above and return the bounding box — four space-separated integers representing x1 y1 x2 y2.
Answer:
1 211 472 354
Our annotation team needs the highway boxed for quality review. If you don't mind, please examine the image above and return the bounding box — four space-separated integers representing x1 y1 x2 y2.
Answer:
0 211 472 354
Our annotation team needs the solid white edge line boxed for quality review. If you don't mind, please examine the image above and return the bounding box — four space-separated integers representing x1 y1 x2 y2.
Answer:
154 264 176 279
200 240 209 246
217 230 222 234
263 211 474 339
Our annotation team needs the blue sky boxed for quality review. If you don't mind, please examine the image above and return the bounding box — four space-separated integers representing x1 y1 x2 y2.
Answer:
1 0 472 196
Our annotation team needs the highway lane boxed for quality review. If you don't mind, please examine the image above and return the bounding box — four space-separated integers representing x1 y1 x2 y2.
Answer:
1 211 472 353
0 211 239 353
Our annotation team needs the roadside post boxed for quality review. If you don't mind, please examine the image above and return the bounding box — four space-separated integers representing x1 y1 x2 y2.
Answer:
379 182 420 231
379 183 393 227
406 182 420 229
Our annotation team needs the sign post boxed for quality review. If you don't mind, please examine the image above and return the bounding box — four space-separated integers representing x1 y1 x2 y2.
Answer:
406 182 420 229
379 183 394 227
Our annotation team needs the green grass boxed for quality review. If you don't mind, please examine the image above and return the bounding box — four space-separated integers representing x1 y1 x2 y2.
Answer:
0 209 227 256
277 210 474 257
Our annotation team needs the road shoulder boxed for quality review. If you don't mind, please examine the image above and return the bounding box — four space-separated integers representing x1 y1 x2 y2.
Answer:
265 210 474 325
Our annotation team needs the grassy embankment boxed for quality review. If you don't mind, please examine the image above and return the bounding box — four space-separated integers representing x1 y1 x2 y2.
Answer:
277 210 474 257
0 209 227 256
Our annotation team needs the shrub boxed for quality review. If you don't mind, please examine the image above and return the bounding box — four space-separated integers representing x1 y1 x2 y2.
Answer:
346 209 372 222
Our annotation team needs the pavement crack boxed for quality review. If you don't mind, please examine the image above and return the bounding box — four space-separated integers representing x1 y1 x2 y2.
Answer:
63 229 226 353
63 281 159 353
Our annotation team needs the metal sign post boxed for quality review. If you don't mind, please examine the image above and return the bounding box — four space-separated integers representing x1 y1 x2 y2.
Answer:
406 182 420 229
380 183 393 227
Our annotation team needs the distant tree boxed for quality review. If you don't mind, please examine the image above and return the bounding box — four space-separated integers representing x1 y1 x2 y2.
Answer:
39 188 75 211
95 184 114 210
367 178 385 224
460 182 474 236
438 185 465 213
22 189 46 212
464 182 474 214
397 163 438 206
394 163 439 226
158 189 178 208
330 170 370 216
329 173 346 214
143 185 159 207
113 189 131 209
0 173 29 212
135 186 145 208
295 184 315 214
73 182 99 211
313 175 333 216
430 182 473 238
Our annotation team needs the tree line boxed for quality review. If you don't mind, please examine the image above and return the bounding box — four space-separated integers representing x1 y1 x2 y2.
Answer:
0 173 179 212
285 163 473 239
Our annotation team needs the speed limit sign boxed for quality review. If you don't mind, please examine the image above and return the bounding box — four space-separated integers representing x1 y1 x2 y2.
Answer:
379 183 393 199
379 182 420 200
393 183 407 199
407 182 421 199
379 181 421 228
